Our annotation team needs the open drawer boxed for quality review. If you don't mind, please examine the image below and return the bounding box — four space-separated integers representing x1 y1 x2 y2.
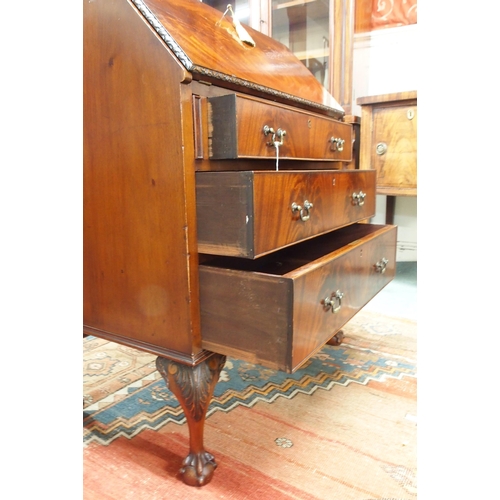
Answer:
208 93 352 161
196 169 376 258
199 223 397 372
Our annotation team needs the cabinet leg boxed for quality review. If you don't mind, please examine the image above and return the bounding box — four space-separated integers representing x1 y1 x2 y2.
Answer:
386 195 396 225
156 353 226 487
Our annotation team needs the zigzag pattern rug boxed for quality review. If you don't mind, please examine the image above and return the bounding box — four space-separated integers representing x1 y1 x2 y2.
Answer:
83 311 417 447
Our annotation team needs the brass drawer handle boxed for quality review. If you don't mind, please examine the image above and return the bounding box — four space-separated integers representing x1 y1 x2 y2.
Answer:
330 136 345 152
291 200 313 221
351 191 366 206
323 290 344 314
263 125 286 147
374 258 389 274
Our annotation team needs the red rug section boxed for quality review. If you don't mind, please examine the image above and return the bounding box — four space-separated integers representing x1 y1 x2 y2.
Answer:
85 376 417 499
84 429 319 500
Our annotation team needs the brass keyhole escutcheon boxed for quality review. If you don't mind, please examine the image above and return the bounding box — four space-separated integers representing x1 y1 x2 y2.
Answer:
407 108 415 120
307 119 312 129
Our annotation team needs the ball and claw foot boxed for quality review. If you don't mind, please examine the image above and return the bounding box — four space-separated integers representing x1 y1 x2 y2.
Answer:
180 451 217 486
327 330 345 346
156 353 226 487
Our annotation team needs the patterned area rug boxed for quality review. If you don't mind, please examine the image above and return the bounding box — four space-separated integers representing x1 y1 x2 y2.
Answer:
83 310 417 447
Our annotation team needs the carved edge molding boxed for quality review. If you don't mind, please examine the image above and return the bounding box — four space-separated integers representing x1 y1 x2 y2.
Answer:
131 0 344 119
191 66 344 118
130 0 194 70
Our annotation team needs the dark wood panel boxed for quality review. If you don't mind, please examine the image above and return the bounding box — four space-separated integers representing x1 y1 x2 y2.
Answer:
200 268 293 371
196 172 254 257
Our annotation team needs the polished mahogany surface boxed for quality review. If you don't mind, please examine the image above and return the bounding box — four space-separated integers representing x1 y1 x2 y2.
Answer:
137 0 344 115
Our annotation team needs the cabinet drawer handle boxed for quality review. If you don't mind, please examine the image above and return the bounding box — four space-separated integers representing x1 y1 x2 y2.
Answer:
351 191 366 206
374 258 389 274
323 290 344 314
376 142 387 155
330 136 345 152
291 200 313 221
263 125 286 146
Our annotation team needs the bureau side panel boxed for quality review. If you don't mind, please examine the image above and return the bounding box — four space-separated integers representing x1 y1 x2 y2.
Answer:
83 0 200 357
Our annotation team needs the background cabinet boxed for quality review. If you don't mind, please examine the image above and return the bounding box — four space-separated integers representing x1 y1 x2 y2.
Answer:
358 91 417 225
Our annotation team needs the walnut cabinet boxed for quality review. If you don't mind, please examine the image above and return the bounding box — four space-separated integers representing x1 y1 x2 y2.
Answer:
358 91 417 223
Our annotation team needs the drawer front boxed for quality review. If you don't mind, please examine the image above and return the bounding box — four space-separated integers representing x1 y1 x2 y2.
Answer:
209 94 352 161
196 170 376 258
291 225 396 370
371 102 417 191
199 224 397 372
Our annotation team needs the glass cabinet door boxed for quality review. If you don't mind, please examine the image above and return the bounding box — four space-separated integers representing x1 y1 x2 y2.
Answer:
271 0 330 89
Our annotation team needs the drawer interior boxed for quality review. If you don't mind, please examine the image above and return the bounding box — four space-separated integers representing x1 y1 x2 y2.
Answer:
201 223 387 276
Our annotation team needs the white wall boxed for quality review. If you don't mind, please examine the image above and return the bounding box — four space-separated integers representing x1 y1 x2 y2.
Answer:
352 24 418 262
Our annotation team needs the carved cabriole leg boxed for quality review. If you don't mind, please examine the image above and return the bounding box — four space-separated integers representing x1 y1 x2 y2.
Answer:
156 353 226 487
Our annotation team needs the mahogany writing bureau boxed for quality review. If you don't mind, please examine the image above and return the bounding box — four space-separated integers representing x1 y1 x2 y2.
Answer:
84 0 397 486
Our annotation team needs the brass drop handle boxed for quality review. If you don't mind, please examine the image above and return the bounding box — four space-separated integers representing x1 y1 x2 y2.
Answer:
291 200 313 221
351 191 366 206
330 136 345 152
263 125 286 147
324 290 344 314
374 257 389 274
